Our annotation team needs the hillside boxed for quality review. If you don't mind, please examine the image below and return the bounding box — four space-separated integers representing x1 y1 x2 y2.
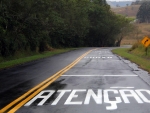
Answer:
111 1 132 7
107 1 133 7
121 23 150 45
111 5 140 17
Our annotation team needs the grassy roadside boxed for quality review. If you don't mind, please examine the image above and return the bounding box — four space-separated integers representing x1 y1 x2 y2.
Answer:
0 48 78 70
112 48 150 72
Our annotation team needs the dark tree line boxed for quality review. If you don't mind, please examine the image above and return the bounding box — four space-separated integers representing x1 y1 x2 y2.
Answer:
137 1 150 23
0 0 130 57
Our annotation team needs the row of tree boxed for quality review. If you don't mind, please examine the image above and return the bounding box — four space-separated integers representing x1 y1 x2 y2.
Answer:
0 0 131 57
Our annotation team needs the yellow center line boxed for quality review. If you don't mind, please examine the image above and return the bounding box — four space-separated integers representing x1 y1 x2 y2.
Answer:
0 48 97 113
0 51 88 112
7 50 92 113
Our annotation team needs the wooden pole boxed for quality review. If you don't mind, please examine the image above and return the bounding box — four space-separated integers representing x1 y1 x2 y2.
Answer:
145 47 148 56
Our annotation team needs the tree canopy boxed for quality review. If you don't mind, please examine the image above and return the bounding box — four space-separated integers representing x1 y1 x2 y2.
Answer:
0 0 130 57
137 1 150 23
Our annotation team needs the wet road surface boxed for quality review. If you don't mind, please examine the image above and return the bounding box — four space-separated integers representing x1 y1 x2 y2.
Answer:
0 47 150 113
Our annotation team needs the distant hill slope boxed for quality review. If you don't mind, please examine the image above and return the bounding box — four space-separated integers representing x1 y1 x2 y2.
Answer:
108 1 133 7
111 5 140 17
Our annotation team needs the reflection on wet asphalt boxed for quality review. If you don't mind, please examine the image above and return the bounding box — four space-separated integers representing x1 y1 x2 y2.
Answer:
0 48 91 109
1 47 150 113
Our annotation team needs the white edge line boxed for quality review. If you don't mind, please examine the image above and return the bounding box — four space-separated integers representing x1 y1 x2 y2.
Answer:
62 75 138 76
110 87 135 89
104 75 138 76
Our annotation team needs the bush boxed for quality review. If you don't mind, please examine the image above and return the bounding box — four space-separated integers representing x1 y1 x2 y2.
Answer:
129 42 140 51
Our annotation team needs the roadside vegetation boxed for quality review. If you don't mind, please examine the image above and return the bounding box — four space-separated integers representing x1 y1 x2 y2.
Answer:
112 44 150 72
112 0 150 73
0 48 77 70
0 0 134 69
0 0 132 57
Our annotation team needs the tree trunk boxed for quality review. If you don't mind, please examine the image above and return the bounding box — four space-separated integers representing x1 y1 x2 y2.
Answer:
116 35 123 47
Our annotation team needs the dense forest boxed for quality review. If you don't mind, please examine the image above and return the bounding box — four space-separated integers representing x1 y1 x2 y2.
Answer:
0 0 130 57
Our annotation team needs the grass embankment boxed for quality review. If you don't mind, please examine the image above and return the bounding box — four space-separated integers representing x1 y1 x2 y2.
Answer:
112 46 150 72
0 48 77 70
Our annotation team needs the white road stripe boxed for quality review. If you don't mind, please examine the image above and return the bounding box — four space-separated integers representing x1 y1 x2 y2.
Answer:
62 75 138 77
110 87 135 89
104 75 138 76
84 57 113 59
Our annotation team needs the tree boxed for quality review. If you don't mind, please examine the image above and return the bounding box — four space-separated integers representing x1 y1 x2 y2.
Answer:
137 1 150 23
0 0 132 57
130 24 141 41
115 15 132 46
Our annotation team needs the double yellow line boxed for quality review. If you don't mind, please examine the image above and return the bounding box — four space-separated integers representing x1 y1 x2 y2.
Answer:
0 49 95 113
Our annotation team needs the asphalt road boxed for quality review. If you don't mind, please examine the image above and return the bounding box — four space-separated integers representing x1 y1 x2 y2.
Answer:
0 47 150 113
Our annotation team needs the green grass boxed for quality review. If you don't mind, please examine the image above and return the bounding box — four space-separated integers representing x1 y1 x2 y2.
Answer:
0 48 78 70
131 45 150 58
127 17 136 22
112 48 150 72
